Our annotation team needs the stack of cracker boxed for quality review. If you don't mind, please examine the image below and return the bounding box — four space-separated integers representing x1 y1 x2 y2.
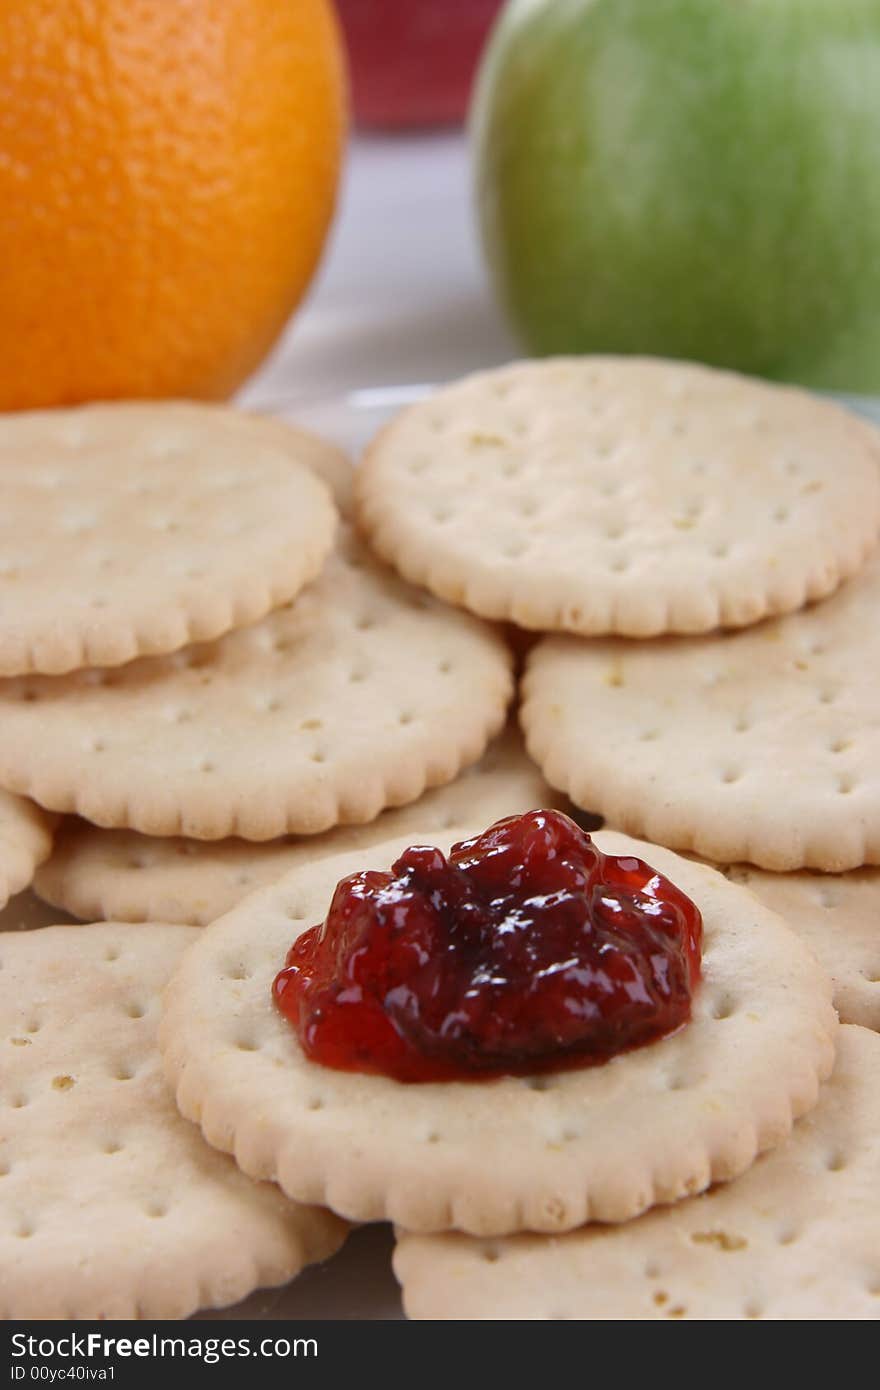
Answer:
349 358 879 1317
0 400 520 1318
3 357 880 1320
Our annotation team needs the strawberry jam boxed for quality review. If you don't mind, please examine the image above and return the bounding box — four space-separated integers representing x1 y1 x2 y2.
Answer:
273 810 702 1083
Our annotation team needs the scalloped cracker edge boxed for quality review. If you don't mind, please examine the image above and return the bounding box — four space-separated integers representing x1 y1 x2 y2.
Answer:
0 791 55 910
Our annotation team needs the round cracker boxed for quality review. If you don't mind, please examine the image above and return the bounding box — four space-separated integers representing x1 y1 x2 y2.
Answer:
721 865 880 1033
522 549 880 872
0 791 54 910
0 923 347 1320
0 402 340 677
0 528 513 840
159 827 836 1237
356 357 880 638
395 1025 879 1320
34 728 558 926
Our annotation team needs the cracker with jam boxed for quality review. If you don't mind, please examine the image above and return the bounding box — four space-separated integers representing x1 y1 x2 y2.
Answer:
159 814 836 1236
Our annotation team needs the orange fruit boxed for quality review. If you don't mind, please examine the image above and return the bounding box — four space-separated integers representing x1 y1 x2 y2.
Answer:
0 0 347 410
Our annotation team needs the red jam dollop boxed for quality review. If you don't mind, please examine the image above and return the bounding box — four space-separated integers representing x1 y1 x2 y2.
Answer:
273 810 702 1083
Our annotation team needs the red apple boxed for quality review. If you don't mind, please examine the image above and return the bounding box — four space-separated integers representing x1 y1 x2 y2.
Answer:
337 0 503 128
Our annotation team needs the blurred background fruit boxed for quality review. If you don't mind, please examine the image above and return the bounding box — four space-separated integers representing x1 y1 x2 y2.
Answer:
338 0 503 128
0 0 346 411
474 0 880 393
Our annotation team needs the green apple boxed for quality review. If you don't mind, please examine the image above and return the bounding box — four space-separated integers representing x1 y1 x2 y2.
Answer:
473 0 880 392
